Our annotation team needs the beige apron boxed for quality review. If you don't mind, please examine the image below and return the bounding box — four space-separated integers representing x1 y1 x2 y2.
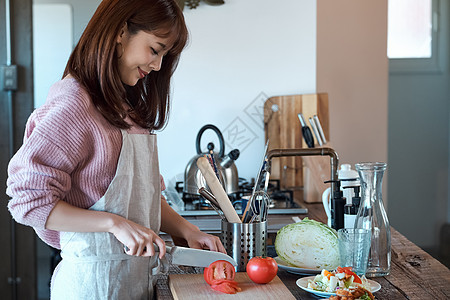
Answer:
51 129 164 300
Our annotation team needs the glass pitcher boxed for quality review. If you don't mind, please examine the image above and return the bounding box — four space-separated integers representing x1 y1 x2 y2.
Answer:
354 162 390 277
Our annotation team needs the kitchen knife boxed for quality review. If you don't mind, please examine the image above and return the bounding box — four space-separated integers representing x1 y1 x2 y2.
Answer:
157 244 237 267
308 117 323 146
313 115 327 145
298 113 314 148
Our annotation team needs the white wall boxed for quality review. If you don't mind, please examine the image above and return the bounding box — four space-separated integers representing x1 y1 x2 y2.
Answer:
160 0 317 185
35 0 99 43
33 0 317 186
33 4 72 108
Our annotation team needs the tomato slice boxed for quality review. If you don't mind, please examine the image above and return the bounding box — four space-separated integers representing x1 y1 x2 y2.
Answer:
336 266 362 284
210 281 241 294
210 279 239 286
204 260 236 285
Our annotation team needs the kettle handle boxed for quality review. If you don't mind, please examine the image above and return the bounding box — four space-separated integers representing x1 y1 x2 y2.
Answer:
196 124 225 157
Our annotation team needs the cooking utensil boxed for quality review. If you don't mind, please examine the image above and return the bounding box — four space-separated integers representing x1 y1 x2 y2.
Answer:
196 156 241 223
198 187 220 208
207 151 221 182
154 244 237 267
313 115 327 145
242 141 269 223
309 117 323 146
198 187 226 220
298 113 314 148
251 190 270 222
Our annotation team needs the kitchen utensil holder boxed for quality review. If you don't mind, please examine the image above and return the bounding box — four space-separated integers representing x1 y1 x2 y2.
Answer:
221 220 267 272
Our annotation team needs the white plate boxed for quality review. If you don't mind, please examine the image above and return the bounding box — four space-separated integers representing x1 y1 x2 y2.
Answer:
296 276 381 298
274 256 322 275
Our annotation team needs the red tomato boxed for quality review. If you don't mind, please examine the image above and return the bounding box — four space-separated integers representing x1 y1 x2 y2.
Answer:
204 260 236 285
210 279 239 287
210 281 241 294
336 266 362 284
246 256 278 284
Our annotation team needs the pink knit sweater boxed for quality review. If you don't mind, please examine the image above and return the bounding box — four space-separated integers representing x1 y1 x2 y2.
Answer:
7 78 165 249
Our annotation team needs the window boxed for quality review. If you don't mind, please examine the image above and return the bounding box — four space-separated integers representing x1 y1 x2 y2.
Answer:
388 0 440 73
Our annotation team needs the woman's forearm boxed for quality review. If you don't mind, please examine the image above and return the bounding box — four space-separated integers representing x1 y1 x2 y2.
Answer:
45 200 118 233
47 200 167 257
160 197 199 239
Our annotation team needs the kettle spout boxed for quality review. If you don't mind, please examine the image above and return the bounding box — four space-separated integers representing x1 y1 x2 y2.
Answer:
220 149 240 168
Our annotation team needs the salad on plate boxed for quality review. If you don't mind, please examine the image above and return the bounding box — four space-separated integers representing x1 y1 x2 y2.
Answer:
307 267 374 299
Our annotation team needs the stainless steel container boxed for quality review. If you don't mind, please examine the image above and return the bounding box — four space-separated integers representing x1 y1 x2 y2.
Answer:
220 220 267 272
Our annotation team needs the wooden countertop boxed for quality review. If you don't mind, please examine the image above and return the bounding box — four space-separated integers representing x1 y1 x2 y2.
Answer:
156 202 450 299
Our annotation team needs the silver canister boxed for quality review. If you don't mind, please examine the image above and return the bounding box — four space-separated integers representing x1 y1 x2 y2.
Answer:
220 220 267 272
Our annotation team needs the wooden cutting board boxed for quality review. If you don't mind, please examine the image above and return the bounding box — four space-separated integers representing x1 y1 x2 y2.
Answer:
169 272 295 299
264 93 330 202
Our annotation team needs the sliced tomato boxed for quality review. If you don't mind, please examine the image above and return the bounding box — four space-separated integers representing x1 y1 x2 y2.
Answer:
210 279 239 286
211 281 242 294
204 260 236 285
336 266 352 273
336 266 362 284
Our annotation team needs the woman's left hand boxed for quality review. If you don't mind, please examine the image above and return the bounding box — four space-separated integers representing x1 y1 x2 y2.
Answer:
160 199 226 253
184 230 227 254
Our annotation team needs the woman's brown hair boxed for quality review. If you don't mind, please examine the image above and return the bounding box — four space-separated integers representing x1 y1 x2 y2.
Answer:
63 0 188 131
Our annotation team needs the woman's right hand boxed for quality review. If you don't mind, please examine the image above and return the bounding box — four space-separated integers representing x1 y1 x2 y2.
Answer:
44 201 165 258
109 215 166 258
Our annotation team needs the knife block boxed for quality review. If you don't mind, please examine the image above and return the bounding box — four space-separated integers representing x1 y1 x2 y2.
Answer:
264 93 330 203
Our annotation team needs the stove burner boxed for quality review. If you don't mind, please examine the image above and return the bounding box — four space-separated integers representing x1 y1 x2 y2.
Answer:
176 177 297 212
192 199 212 210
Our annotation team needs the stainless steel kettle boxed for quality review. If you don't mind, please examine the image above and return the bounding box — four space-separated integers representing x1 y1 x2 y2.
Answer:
183 124 240 196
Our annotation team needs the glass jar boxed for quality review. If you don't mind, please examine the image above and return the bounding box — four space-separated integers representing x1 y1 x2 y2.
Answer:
354 162 390 277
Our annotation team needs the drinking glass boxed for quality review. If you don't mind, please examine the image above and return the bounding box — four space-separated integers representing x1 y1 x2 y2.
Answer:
338 228 371 276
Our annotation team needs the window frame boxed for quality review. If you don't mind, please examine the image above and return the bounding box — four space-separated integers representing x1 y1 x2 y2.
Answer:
389 0 441 74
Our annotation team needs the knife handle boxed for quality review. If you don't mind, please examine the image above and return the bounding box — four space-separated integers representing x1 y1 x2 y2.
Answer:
313 115 327 144
153 243 172 254
298 113 314 148
197 157 242 223
302 127 314 148
309 117 323 146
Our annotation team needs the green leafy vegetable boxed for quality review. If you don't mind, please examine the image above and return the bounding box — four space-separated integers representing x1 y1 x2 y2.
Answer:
360 293 372 300
275 218 340 269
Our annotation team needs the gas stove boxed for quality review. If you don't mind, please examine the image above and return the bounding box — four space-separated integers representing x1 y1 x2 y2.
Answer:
168 178 307 217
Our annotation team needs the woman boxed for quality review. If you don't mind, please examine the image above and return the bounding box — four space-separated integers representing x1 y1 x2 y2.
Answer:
6 0 225 298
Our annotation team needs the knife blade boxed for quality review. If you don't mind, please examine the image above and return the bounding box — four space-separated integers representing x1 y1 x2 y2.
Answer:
161 244 237 267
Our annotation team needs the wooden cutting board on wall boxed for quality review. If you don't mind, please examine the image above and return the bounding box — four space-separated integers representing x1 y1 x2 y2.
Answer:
263 93 330 202
169 273 295 299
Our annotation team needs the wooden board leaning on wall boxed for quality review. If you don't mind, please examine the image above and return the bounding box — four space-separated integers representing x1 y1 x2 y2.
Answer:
263 93 330 203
